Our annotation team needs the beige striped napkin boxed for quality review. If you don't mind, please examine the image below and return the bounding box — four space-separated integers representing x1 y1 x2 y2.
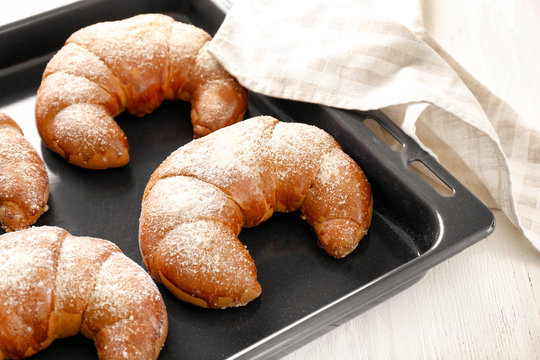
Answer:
208 0 540 251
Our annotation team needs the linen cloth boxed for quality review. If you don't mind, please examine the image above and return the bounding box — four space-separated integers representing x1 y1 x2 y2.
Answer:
207 0 540 251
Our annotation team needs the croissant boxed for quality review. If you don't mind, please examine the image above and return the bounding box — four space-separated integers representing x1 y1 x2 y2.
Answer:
0 113 49 232
139 116 373 309
35 13 248 169
0 226 168 360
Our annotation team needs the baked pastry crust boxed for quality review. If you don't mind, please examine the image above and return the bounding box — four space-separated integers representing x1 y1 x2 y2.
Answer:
139 116 373 308
0 226 168 359
35 13 248 169
0 112 49 232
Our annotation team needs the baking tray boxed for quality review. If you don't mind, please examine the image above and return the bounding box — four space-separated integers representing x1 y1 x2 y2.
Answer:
0 0 495 359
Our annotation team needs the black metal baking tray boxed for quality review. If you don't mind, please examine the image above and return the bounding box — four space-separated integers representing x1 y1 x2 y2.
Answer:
0 0 495 359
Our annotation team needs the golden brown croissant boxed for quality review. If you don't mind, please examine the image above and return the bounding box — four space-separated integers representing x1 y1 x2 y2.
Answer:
0 112 49 232
139 116 373 309
35 13 248 170
0 226 168 360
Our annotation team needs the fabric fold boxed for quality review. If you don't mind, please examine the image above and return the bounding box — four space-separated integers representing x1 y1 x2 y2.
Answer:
208 0 540 251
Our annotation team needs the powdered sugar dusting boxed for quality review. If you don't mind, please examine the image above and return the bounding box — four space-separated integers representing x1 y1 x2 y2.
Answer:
271 122 337 177
96 317 153 358
36 71 116 125
87 252 162 321
0 228 59 312
0 125 49 226
36 13 246 170
0 113 22 134
168 22 209 64
45 43 120 90
42 72 106 106
305 148 371 222
193 80 237 121
44 43 126 108
155 116 276 194
140 175 244 281
148 116 277 226
69 16 170 71
159 220 255 293
166 22 210 96
189 43 231 84
67 14 171 108
269 121 338 210
307 149 360 209
143 176 241 235
54 236 91 311
317 149 352 185
140 116 372 306
54 235 118 313
52 103 126 159
0 227 166 357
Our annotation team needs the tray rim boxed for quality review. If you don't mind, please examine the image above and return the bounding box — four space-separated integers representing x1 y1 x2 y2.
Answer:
228 99 496 359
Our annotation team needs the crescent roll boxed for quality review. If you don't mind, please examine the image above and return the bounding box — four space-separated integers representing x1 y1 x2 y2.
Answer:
139 116 373 308
35 14 248 169
0 226 168 359
0 112 49 232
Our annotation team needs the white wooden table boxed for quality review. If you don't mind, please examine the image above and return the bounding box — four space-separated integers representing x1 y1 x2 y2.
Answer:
1 1 539 359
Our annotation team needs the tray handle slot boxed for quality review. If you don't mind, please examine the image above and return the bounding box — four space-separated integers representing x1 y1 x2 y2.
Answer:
409 160 455 197
363 116 404 151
